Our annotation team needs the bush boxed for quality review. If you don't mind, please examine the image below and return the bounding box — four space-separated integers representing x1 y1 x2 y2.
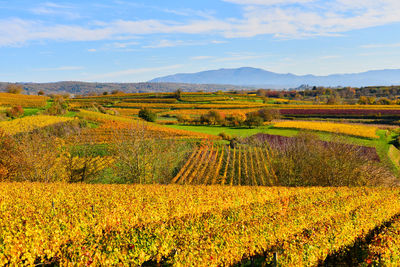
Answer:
176 114 192 124
200 110 225 125
257 108 281 122
46 96 69 115
138 108 157 122
5 84 23 94
244 112 263 128
224 113 246 127
6 106 24 118
268 133 392 186
109 125 193 184
218 132 232 141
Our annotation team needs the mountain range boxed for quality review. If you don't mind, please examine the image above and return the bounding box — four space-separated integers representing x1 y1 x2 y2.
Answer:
149 67 400 88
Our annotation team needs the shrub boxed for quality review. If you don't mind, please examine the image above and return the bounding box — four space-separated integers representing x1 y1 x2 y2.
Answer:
5 84 23 94
0 130 21 181
267 133 392 186
6 106 24 118
257 108 281 122
46 96 69 115
176 114 192 124
200 110 225 125
244 112 263 128
109 126 193 184
225 113 246 127
218 132 232 141
138 108 157 122
174 89 182 100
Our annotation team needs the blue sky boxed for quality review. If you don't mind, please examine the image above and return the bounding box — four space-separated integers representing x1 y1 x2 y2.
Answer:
1 0 400 82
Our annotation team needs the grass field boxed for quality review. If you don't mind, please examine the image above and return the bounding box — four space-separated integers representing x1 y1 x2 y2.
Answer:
165 124 299 137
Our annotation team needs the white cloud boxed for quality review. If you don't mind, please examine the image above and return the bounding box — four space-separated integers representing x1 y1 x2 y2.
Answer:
30 2 80 19
319 55 340 59
361 42 400 49
211 40 227 44
111 41 139 48
143 39 212 48
190 56 214 60
33 66 84 71
143 40 187 48
2 0 400 46
222 0 315 5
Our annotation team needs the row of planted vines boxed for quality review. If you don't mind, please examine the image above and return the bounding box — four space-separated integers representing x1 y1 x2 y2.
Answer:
172 142 277 186
0 115 74 135
274 120 380 139
0 92 48 107
1 184 400 266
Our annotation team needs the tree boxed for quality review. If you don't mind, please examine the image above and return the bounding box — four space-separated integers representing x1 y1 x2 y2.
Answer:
200 110 224 125
46 95 69 115
174 89 182 100
257 108 280 122
358 96 368 105
37 90 45 96
138 108 157 122
176 114 191 124
111 90 123 95
244 112 263 128
5 84 23 94
225 113 246 127
376 97 392 105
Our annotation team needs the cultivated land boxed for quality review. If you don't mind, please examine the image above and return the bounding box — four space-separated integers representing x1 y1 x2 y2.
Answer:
2 89 400 265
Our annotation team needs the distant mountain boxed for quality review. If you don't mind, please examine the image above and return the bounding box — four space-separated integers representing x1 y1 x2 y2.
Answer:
149 67 400 88
0 81 256 95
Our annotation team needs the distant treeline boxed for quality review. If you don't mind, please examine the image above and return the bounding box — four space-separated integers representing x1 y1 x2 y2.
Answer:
257 86 400 100
2 81 400 102
0 82 257 95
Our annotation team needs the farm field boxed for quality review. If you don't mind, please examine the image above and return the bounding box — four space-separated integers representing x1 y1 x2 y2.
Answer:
2 183 400 266
273 120 380 138
5 0 400 265
2 90 400 265
0 115 74 135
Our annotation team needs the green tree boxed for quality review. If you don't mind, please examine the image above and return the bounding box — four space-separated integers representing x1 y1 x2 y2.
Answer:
257 108 280 122
138 108 157 122
244 112 263 128
46 96 69 115
174 89 182 100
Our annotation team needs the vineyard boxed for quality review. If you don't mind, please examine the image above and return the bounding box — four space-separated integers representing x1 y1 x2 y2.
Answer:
1 183 400 266
0 93 48 107
172 142 277 186
2 90 400 266
0 115 74 135
77 110 219 141
274 120 380 139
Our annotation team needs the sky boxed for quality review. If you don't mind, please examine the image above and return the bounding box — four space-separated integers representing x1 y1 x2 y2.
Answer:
1 0 400 82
